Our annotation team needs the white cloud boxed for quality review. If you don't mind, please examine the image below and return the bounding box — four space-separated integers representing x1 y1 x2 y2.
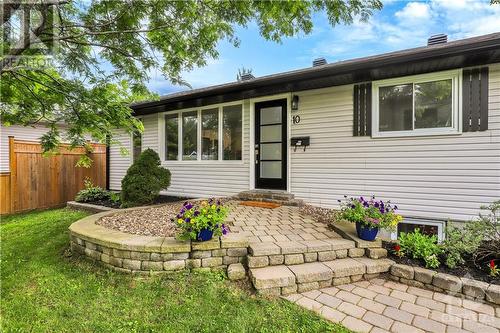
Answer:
395 2 432 22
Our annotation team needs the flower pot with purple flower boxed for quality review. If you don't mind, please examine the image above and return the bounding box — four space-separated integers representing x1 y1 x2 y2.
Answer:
175 198 229 241
337 195 402 241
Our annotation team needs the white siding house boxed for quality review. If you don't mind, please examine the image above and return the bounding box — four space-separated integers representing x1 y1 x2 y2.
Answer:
109 33 500 224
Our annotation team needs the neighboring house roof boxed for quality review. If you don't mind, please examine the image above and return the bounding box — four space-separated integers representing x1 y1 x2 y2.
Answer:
132 32 500 116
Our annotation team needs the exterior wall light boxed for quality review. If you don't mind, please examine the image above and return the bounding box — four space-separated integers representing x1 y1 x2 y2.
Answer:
291 95 299 111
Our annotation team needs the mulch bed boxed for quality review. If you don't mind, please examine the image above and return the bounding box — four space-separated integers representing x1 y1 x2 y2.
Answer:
96 203 182 237
383 242 500 285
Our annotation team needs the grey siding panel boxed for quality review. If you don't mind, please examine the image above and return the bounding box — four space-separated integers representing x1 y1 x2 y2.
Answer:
291 64 500 221
108 130 131 190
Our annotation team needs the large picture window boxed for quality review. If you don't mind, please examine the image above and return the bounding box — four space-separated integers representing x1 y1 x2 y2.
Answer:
165 114 178 160
182 111 198 160
163 103 242 162
223 105 242 160
201 108 219 160
373 70 459 137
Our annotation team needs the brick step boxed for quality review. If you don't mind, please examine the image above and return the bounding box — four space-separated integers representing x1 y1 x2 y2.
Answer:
247 240 387 268
249 257 394 296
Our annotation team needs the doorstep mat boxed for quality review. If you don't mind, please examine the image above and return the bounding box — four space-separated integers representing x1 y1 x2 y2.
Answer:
239 201 281 209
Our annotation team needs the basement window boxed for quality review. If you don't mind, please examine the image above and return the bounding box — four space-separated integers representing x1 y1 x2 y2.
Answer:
372 70 461 138
391 218 445 243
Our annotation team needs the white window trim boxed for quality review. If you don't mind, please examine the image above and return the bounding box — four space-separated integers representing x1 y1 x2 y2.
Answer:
157 101 244 164
390 218 445 243
372 69 462 138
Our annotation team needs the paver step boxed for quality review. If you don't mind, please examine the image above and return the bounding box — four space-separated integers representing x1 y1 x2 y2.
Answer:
249 257 394 296
236 190 304 206
246 239 387 268
330 220 383 248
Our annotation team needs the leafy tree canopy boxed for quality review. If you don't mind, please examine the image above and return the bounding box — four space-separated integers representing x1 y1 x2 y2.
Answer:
1 0 382 156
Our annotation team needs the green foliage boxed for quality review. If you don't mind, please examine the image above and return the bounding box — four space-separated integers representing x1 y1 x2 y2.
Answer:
120 149 171 207
75 179 114 203
399 229 442 268
425 254 440 269
442 221 485 269
441 200 500 269
2 0 382 159
473 201 500 266
176 199 228 241
1 208 348 332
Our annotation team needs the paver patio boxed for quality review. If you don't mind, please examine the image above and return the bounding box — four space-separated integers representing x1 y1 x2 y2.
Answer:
224 201 341 243
284 278 500 333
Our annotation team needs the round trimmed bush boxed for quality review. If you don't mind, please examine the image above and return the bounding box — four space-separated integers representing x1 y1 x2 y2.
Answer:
120 148 171 207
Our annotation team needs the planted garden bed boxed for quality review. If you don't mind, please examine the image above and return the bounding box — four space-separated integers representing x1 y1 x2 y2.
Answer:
383 241 499 285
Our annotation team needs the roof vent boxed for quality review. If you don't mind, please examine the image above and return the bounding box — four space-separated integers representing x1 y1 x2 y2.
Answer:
313 58 327 67
240 73 255 81
428 34 447 46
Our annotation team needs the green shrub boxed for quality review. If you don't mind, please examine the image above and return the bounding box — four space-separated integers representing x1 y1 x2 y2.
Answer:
473 201 500 266
442 221 484 269
399 229 442 268
441 200 500 269
75 179 111 202
120 148 171 207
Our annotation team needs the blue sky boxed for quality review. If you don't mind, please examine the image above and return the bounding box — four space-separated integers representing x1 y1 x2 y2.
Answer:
148 0 500 95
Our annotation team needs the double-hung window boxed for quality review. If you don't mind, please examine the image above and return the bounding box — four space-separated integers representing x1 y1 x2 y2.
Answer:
163 104 242 161
372 70 460 137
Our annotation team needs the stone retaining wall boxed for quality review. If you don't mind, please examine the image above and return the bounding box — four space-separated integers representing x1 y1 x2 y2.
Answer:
67 201 114 214
388 264 500 306
69 210 248 275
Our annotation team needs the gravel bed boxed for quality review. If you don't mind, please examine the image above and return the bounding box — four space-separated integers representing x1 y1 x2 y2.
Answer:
300 204 337 224
96 203 183 237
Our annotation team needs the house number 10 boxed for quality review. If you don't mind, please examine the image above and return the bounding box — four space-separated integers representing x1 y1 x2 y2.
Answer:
292 115 301 124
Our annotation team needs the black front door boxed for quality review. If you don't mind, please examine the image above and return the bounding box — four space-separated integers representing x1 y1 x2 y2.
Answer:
255 99 287 190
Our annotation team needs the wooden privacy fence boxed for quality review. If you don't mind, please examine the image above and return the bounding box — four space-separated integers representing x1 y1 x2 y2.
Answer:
0 137 106 215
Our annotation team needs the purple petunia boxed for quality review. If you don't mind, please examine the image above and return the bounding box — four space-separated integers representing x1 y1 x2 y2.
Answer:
185 217 191 223
185 203 193 210
194 210 200 216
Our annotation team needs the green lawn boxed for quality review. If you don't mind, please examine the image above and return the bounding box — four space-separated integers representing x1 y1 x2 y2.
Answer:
1 208 350 332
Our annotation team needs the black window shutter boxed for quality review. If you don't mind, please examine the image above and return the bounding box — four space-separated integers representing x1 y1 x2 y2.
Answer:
353 83 372 136
463 67 489 132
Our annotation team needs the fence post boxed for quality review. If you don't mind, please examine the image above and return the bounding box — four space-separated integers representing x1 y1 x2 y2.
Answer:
8 136 16 213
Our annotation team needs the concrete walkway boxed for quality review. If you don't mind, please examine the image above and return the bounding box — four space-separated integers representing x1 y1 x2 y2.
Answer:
284 278 500 333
